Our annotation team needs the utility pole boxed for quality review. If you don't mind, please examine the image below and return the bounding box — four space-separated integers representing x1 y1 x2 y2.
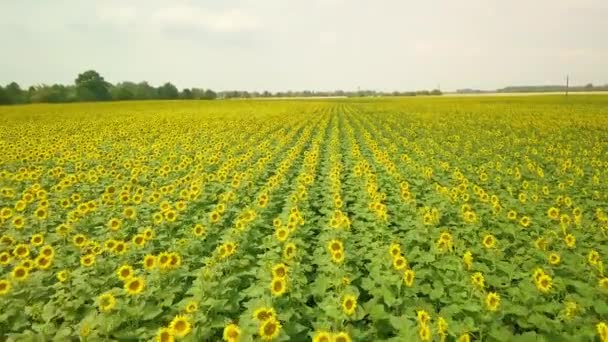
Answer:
566 74 569 97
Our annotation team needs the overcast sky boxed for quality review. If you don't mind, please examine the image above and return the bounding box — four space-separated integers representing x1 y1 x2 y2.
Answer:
1 0 607 92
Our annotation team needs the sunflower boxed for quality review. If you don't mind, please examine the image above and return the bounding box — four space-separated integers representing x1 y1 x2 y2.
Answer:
12 216 25 229
0 207 13 219
223 323 241 342
312 331 332 342
73 234 87 248
417 310 430 325
80 254 95 267
11 266 29 281
14 200 26 212
599 278 608 290
125 276 145 295
143 255 156 270
327 239 343 254
0 279 11 295
123 207 136 219
507 210 517 220
392 256 407 270
548 252 561 265
519 216 531 228
156 327 175 342
117 264 134 281
169 253 181 268
457 333 471 342
104 239 117 251
471 272 485 288
185 300 198 313
113 241 127 255
40 245 54 258
564 234 576 248
597 322 608 342
536 274 553 293
418 324 431 341
210 210 220 223
437 316 448 336
169 315 192 338
153 213 163 225
283 243 296 260
560 214 571 226
485 291 500 311
98 292 116 312
13 244 30 259
156 252 171 269
463 250 473 270
175 200 187 211
588 250 600 265
482 234 496 249
0 251 11 265
132 234 146 247
259 318 281 341
108 218 122 231
35 255 52 270
143 227 155 240
57 270 69 282
272 263 288 278
342 294 357 316
225 242 236 256
547 207 559 220
275 228 289 242
164 210 177 222
534 237 547 251
193 224 205 237
331 251 345 264
333 332 352 342
253 307 276 321
20 259 34 270
27 233 43 247
389 243 401 258
403 269 415 287
270 277 287 296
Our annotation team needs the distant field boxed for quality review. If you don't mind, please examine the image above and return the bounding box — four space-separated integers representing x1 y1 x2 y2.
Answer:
1 96 607 341
445 91 608 97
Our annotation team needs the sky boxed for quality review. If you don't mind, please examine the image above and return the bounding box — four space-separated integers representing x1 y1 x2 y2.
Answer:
1 0 607 92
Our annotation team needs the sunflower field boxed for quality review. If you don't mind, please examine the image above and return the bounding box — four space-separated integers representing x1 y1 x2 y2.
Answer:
1 96 608 342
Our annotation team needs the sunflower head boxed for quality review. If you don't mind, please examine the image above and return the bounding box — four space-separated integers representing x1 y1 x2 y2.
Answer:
283 243 296 260
272 263 288 278
117 265 134 281
403 269 415 287
98 292 116 312
312 331 332 342
156 327 174 342
253 307 276 322
482 234 496 249
333 332 352 342
270 277 287 297
548 252 560 265
416 310 430 325
169 315 191 337
341 294 357 316
0 279 11 295
485 291 500 311
259 318 281 341
223 323 241 342
125 277 145 295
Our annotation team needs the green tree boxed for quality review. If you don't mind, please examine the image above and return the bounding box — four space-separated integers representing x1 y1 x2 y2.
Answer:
202 89 217 100
4 82 27 104
75 70 111 101
157 82 179 99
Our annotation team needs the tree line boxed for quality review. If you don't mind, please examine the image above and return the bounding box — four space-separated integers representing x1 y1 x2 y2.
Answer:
0 69 442 105
0 70 217 105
